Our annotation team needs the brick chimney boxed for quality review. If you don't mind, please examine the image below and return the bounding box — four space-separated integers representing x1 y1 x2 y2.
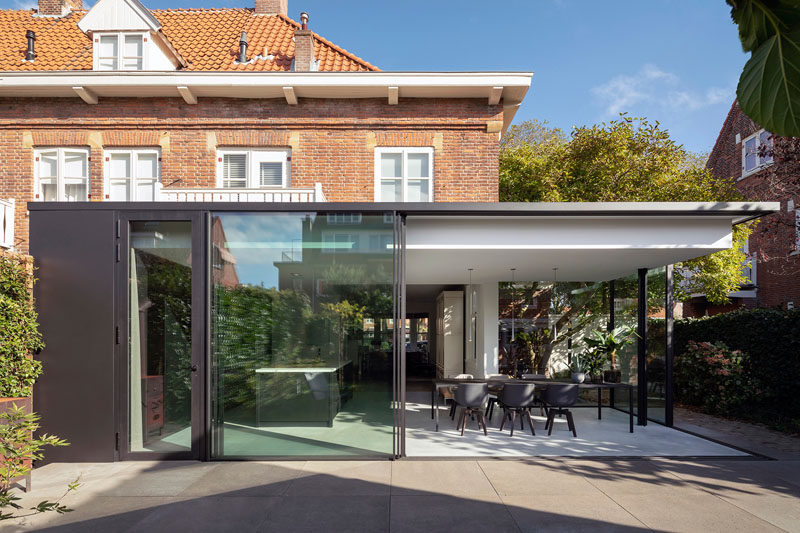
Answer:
254 0 287 16
294 12 316 72
38 0 82 16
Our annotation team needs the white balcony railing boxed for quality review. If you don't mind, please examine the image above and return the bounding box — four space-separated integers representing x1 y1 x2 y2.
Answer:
157 183 326 203
0 198 15 250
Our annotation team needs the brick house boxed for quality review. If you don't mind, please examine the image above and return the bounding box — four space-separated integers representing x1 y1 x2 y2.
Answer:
1 0 779 461
683 101 795 316
0 0 528 253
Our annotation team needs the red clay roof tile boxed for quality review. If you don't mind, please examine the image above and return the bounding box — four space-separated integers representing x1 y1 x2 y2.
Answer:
0 8 378 72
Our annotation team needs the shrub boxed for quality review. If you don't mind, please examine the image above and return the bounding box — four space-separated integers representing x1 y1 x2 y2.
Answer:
675 308 800 433
0 405 76 521
0 255 44 398
675 341 756 416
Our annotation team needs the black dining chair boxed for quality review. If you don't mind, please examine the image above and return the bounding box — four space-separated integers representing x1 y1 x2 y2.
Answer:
498 383 537 436
542 384 579 437
453 383 489 436
447 374 474 420
484 374 512 420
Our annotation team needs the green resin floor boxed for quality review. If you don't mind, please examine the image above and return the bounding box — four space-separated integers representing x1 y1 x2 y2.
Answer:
216 384 395 457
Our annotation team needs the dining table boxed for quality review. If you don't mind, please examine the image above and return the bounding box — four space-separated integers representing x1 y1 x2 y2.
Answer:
430 377 635 433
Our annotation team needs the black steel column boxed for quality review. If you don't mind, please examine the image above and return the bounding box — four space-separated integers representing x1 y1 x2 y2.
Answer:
400 214 407 457
608 280 615 331
637 268 648 426
665 264 674 427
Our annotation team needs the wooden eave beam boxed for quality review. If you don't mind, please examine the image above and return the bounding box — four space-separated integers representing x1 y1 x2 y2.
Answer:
488 86 503 106
72 86 98 104
177 86 197 104
283 86 298 105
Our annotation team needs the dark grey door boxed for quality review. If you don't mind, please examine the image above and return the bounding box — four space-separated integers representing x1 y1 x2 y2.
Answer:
117 212 205 460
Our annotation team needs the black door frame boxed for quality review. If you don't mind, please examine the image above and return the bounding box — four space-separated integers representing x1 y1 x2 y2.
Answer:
115 210 206 461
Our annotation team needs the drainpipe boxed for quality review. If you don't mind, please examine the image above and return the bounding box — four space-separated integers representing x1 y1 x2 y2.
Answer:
238 31 247 63
25 30 35 62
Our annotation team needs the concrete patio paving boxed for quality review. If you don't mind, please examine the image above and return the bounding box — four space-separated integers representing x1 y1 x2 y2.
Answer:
6 457 800 532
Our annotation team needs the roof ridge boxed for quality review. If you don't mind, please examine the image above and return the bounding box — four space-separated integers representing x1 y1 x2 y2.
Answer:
152 8 251 12
275 13 379 71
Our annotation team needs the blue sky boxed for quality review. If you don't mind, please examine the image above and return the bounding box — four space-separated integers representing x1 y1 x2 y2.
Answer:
5 0 746 153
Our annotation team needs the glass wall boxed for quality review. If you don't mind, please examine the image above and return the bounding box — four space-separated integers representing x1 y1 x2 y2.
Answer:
646 267 668 423
210 212 395 457
129 221 193 452
612 274 639 415
498 280 609 378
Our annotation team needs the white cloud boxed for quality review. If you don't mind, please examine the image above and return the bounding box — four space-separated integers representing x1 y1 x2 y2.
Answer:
13 0 37 9
591 64 733 117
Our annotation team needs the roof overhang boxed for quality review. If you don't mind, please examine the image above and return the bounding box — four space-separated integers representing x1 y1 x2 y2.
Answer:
27 201 779 283
0 71 532 132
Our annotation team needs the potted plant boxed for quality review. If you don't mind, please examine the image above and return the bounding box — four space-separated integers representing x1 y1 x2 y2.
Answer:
581 348 606 383
569 354 586 383
583 326 638 383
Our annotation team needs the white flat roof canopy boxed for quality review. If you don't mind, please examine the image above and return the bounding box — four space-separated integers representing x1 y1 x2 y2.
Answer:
405 202 779 283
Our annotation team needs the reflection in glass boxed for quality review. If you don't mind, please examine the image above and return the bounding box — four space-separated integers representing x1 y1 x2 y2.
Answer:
129 221 192 452
646 268 667 423
210 213 395 457
613 274 639 415
498 281 608 378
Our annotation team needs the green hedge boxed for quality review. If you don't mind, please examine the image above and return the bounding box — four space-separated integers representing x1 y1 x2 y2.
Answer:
675 308 800 433
0 254 44 398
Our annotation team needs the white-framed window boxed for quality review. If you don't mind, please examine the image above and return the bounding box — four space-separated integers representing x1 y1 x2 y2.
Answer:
322 232 358 253
34 148 90 202
95 33 145 71
741 129 774 178
374 147 433 202
104 148 161 201
216 149 291 189
327 213 362 225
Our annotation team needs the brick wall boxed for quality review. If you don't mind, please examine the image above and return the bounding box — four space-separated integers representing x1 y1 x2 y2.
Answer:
703 102 800 312
0 97 503 252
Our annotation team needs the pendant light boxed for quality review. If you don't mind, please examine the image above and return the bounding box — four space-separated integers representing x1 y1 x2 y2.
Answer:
551 267 558 340
467 268 474 343
510 268 517 342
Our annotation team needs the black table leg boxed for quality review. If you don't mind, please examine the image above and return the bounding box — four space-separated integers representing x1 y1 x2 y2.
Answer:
431 386 434 419
610 388 615 408
629 386 634 433
597 386 602 420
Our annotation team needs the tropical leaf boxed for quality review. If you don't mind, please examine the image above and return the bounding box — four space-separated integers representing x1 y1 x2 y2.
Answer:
737 29 800 137
729 0 774 52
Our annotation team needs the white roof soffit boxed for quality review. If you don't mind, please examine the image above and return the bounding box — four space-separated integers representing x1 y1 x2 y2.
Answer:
0 71 532 121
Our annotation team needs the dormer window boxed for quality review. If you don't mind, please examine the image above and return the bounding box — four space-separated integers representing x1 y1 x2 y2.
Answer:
95 33 145 71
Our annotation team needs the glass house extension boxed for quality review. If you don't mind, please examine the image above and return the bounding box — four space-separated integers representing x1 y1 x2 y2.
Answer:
29 201 776 462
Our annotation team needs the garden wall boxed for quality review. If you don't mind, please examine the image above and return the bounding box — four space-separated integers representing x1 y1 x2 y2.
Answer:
674 308 800 433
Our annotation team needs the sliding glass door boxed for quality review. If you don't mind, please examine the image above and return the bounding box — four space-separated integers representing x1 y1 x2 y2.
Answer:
118 213 204 460
209 212 396 458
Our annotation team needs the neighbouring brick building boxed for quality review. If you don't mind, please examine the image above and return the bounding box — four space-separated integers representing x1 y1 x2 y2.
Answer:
0 0 527 252
683 101 797 316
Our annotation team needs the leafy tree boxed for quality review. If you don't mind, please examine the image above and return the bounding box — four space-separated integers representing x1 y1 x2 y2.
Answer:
727 0 800 137
500 116 752 304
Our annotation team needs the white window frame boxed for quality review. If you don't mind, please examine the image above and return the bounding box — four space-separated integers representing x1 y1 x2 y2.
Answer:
374 147 434 202
216 149 291 189
93 32 147 71
33 147 90 202
103 148 161 201
321 232 358 254
741 129 774 179
327 213 362 225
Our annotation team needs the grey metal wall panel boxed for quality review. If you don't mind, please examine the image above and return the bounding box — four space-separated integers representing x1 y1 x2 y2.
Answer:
31 209 116 463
